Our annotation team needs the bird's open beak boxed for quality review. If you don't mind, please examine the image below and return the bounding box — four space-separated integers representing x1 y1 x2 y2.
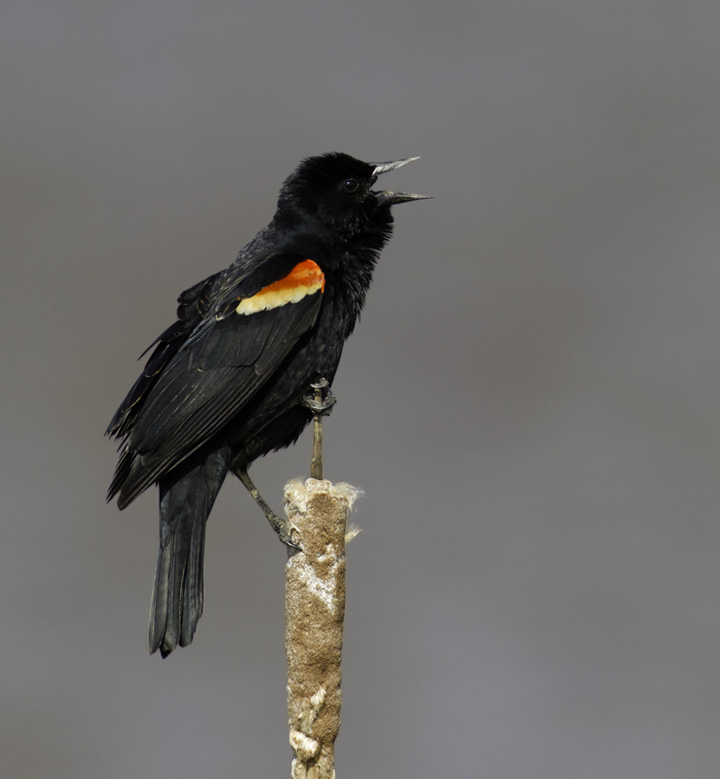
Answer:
371 157 432 206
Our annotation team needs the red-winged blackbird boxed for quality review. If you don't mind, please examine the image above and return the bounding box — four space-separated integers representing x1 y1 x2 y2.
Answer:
106 152 427 657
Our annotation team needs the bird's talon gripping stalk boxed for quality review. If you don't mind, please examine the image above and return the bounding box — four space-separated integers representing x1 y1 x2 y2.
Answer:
301 377 336 416
234 467 301 549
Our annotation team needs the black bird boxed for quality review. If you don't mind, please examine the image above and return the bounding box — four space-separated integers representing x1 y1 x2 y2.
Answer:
106 152 428 657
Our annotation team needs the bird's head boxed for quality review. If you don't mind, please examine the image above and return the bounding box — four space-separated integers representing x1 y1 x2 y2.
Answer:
275 152 429 233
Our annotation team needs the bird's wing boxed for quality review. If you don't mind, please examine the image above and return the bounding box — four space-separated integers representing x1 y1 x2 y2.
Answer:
107 254 325 507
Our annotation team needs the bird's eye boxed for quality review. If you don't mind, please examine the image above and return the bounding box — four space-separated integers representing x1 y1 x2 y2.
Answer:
342 178 359 193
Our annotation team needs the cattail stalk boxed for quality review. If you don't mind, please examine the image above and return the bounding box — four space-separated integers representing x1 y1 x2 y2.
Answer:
283 478 359 779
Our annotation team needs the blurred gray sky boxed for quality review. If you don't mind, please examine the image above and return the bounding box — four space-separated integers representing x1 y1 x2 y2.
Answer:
3 1 720 777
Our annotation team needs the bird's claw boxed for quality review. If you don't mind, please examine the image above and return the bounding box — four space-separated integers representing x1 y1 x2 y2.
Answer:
267 510 301 550
302 378 337 417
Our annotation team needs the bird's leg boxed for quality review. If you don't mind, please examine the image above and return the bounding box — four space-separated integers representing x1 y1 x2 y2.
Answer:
234 467 299 549
302 378 336 480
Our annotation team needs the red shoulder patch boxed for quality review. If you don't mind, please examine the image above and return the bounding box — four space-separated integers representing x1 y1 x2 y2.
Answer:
235 260 325 315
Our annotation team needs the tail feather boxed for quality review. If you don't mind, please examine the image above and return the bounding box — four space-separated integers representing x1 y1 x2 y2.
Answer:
149 447 229 657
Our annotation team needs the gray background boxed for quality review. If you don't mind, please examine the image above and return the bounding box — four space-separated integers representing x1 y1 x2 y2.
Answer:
3 1 720 777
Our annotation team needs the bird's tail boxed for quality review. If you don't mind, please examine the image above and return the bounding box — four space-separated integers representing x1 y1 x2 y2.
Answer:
150 447 230 657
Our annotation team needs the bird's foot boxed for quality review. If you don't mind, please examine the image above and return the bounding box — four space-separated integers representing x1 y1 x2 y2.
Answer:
234 467 301 549
302 378 336 417
266 509 301 550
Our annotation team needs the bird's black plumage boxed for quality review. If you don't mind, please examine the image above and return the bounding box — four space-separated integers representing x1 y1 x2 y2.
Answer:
107 152 426 656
